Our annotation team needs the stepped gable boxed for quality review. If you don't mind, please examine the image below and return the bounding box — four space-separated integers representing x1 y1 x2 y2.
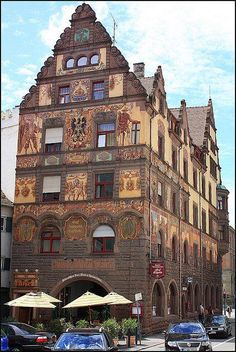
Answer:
1 190 13 207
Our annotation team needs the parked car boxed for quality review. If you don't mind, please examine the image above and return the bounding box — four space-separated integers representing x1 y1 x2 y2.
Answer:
1 322 56 352
1 329 10 352
164 321 212 351
204 314 232 338
44 328 118 351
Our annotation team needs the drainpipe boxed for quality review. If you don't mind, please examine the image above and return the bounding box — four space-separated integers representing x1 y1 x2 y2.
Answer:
199 167 203 308
149 110 155 262
178 144 182 319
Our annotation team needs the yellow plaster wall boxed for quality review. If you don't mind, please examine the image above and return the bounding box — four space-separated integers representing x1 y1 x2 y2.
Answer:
39 84 52 106
15 177 36 203
119 170 141 198
109 74 123 98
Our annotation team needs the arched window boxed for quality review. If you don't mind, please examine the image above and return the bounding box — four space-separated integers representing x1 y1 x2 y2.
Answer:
172 236 177 261
66 58 74 68
168 283 177 315
157 231 163 257
40 226 61 253
183 240 188 264
77 56 87 67
93 225 115 253
187 284 193 312
205 285 209 308
90 54 99 65
152 283 163 316
194 284 199 312
211 286 215 309
216 287 220 308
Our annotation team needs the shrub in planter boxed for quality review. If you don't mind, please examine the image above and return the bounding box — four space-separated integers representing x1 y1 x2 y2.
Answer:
33 322 45 331
121 318 138 336
75 319 90 328
48 319 64 337
101 318 120 339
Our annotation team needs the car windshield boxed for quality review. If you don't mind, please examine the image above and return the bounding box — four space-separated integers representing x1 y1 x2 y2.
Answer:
169 323 204 334
1 329 7 337
206 315 225 324
13 323 37 334
54 333 105 350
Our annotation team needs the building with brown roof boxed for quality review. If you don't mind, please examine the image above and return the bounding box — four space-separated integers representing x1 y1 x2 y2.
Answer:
222 226 235 308
9 3 229 333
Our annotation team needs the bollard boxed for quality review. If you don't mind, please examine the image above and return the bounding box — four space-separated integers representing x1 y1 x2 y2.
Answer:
135 326 138 345
127 328 131 348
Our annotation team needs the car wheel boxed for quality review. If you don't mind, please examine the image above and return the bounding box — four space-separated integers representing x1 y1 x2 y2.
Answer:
10 346 23 352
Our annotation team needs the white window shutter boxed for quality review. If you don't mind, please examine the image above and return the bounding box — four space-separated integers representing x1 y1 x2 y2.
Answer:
45 128 63 144
43 176 61 193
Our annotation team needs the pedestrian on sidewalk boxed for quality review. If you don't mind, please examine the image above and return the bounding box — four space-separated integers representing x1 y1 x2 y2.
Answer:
226 305 232 318
198 303 205 324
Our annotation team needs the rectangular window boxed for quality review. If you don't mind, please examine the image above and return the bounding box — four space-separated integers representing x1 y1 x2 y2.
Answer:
95 173 113 199
93 237 115 253
97 123 115 148
131 123 140 144
41 232 60 254
45 127 63 153
210 157 217 178
3 258 10 271
193 169 198 189
184 129 187 144
172 192 177 215
203 247 207 268
209 183 212 204
183 200 189 221
193 204 198 228
1 217 5 231
202 175 206 198
6 217 12 232
92 81 104 100
42 176 61 202
172 147 177 171
158 182 163 206
209 214 213 235
193 244 198 267
59 86 70 104
183 159 188 182
158 134 164 160
202 209 206 233
217 196 224 210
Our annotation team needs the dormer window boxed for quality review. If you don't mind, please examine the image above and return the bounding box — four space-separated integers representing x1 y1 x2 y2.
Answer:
66 58 74 69
77 56 87 67
90 54 99 65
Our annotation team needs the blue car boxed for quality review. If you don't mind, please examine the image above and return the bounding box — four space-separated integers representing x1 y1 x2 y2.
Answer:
1 329 9 352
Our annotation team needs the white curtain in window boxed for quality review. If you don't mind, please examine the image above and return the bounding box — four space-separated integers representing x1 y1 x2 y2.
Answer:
158 182 162 196
45 128 63 144
93 225 115 238
43 176 61 193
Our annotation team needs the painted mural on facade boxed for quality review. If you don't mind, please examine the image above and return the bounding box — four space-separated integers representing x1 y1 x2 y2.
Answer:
119 215 141 239
109 74 123 98
64 152 90 165
16 156 39 168
15 177 36 203
64 215 87 240
71 79 90 102
65 173 87 201
39 84 52 106
18 114 42 155
117 105 139 146
119 170 141 198
14 217 36 242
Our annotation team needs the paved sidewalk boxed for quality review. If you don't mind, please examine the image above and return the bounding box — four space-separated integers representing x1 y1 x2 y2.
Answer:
118 334 164 351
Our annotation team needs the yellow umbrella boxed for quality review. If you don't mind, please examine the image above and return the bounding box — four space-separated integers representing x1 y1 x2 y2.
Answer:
37 292 61 303
63 291 113 323
5 292 56 308
104 291 133 305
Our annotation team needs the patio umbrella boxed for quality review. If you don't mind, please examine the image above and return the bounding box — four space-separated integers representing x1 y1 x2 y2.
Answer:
37 292 61 303
105 291 133 305
62 291 113 323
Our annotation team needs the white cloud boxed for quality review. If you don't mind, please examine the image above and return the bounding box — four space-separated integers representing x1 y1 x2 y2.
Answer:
17 64 37 76
29 18 40 24
228 187 235 227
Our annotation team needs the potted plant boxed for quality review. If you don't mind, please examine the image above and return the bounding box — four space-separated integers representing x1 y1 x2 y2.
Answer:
101 318 120 346
121 318 138 346
75 319 90 328
33 322 45 331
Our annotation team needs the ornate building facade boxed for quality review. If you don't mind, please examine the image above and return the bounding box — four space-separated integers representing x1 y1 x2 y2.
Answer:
222 225 235 308
10 4 229 333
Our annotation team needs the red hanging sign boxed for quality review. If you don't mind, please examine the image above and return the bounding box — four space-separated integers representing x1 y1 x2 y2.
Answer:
149 261 165 279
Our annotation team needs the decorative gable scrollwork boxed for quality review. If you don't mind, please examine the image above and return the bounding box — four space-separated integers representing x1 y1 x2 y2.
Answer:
37 56 55 80
54 27 72 50
110 46 128 67
94 22 112 43
126 72 147 95
20 85 37 108
71 4 96 21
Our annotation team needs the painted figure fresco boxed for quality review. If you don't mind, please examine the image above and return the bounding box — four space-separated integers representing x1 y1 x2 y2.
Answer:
15 177 36 203
64 109 92 149
71 80 90 102
18 114 42 154
119 170 141 198
119 215 140 240
39 84 52 106
65 173 87 201
74 28 90 42
14 217 36 242
64 216 87 241
109 74 123 97
151 210 158 241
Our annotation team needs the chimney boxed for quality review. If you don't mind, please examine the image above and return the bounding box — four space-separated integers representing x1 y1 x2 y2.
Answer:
133 62 145 78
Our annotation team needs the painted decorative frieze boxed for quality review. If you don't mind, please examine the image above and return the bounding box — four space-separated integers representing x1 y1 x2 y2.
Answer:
151 209 158 242
16 156 39 168
65 173 87 201
64 215 87 240
15 177 36 203
39 84 52 106
109 74 123 97
119 215 141 239
64 109 92 150
117 105 139 146
117 148 143 161
119 170 141 198
95 151 112 162
71 79 90 102
64 152 90 165
18 114 42 155
14 217 36 242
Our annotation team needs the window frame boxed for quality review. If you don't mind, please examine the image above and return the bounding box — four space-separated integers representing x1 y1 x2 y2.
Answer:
65 58 75 69
183 159 188 182
90 54 99 65
172 146 177 171
92 237 115 254
193 204 198 228
131 122 140 145
77 56 88 67
97 122 115 148
95 173 114 199
183 240 188 264
40 231 61 254
157 231 163 258
1 217 5 231
59 86 70 104
158 134 164 160
92 81 105 100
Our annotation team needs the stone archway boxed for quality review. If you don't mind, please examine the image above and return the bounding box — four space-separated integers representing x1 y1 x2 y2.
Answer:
151 280 165 317
167 281 178 315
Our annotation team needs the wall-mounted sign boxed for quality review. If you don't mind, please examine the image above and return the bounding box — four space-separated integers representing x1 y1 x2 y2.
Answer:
135 293 142 301
149 261 165 279
14 273 38 288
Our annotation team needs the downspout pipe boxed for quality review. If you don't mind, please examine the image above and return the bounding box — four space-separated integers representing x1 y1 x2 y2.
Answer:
149 108 155 262
178 144 183 319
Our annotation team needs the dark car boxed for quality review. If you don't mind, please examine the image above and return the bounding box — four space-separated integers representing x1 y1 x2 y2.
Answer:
204 314 232 338
44 328 118 351
164 321 212 351
1 322 56 352
1 329 10 352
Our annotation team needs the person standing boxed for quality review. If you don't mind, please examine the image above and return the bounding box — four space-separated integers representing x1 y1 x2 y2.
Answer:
227 305 232 318
198 303 205 324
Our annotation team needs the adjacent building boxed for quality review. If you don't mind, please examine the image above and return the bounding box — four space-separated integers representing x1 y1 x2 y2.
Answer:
222 226 235 307
1 191 13 318
9 3 229 333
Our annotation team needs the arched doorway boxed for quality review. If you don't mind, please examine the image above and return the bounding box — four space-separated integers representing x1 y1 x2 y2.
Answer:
216 286 220 309
194 284 200 312
187 284 193 312
205 285 209 309
167 282 178 315
181 294 186 318
152 281 165 317
211 286 215 309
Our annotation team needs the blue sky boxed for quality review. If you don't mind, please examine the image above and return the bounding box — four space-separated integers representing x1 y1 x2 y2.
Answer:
2 1 235 226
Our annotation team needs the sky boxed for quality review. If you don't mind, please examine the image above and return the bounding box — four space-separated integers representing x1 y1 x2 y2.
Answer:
1 0 235 227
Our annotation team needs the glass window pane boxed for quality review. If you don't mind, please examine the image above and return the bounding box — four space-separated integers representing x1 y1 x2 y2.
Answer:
94 82 104 89
77 57 87 66
52 240 60 252
107 133 115 146
105 185 113 197
93 91 104 100
98 123 115 132
98 135 106 147
66 59 74 68
97 174 113 182
96 185 102 198
91 54 99 64
105 238 114 251
94 238 103 252
42 240 50 252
